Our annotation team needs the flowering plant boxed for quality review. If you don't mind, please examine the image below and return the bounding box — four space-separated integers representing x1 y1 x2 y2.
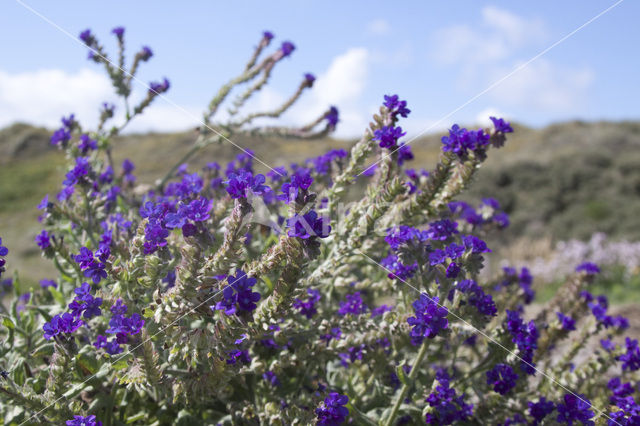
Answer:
0 27 638 426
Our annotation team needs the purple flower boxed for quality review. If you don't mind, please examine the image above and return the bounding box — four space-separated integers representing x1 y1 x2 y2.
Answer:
608 377 635 400
277 169 313 204
441 124 490 158
373 125 405 149
81 295 103 319
385 226 419 251
504 310 539 375
214 271 261 315
338 292 367 316
601 339 616 352
490 116 513 133
287 210 331 239
576 262 600 274
106 312 144 336
486 363 518 395
139 46 153 61
148 78 170 95
321 327 342 344
325 106 339 128
429 249 446 266
381 254 417 280
267 167 287 182
38 195 50 210
371 304 393 318
225 171 270 199
556 312 576 331
79 29 94 44
83 261 107 284
35 230 51 250
43 313 84 340
293 288 321 319
111 26 125 39
263 371 280 387
63 157 91 187
397 143 414 165
425 219 459 241
280 41 295 57
75 248 94 269
263 31 274 40
304 73 316 87
109 299 127 317
528 397 555 425
456 280 497 317
316 392 349 425
425 370 474 424
383 94 411 118
339 344 365 367
185 197 213 222
463 235 491 254
619 338 640 372
556 394 594 426
40 279 57 289
143 219 169 254
66 415 102 426
307 149 346 175
445 243 465 260
226 349 251 365
122 158 135 174
78 134 97 153
407 294 448 345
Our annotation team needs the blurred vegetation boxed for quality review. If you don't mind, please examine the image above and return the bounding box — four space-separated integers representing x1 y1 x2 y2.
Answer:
535 265 640 305
2 119 640 289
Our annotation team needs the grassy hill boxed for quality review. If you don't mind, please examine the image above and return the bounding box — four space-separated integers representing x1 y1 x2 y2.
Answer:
2 120 640 285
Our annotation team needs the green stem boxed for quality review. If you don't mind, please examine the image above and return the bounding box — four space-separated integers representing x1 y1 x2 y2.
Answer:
383 340 429 426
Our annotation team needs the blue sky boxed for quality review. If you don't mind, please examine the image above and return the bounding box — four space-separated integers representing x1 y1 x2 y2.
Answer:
1 0 638 138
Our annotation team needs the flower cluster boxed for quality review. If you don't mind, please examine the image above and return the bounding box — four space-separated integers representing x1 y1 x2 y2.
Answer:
293 288 321 319
5 25 636 426
287 210 330 239
225 171 270 199
425 369 473 424
504 310 539 375
407 294 449 345
315 393 349 425
74 247 108 284
0 238 7 280
92 299 144 355
43 283 103 340
486 363 518 395
214 271 261 315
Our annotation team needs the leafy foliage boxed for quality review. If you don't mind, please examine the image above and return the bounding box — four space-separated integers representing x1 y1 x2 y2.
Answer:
1 27 639 426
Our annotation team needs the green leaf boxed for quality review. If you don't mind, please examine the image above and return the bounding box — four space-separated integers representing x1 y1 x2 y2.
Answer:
2 317 15 329
396 364 410 386
48 286 66 307
263 276 274 292
112 358 129 371
126 412 147 423
76 352 99 375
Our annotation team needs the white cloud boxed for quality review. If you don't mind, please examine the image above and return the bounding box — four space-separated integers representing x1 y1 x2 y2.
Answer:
0 68 202 132
367 19 391 36
431 6 547 65
489 59 595 112
126 104 201 133
475 107 508 127
249 48 371 138
299 47 370 137
0 68 113 128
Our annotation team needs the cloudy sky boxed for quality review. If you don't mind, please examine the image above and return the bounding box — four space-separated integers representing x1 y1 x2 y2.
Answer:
1 0 638 138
